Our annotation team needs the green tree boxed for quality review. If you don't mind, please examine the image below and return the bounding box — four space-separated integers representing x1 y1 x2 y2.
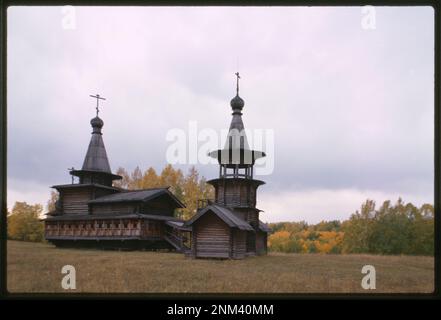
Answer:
408 204 434 255
342 198 433 255
7 202 44 242
369 199 412 254
342 199 376 253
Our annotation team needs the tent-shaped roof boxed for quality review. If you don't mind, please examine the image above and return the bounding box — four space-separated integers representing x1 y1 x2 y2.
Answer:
70 115 122 182
82 127 112 173
185 204 253 231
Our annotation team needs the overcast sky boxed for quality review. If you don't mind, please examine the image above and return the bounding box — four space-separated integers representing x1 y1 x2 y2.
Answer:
7 6 434 223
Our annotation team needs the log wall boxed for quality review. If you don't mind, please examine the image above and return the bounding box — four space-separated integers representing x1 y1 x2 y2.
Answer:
194 212 230 258
214 180 258 208
231 229 246 259
61 188 91 214
91 203 137 215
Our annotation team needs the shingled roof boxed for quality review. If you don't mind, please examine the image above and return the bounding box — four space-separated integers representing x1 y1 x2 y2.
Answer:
82 116 112 173
69 114 122 182
258 221 271 232
88 187 185 208
185 204 253 231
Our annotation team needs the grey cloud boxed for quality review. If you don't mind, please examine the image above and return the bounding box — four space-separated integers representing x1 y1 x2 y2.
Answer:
7 6 434 219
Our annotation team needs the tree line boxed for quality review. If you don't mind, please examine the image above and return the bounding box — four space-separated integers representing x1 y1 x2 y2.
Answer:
268 199 434 255
7 164 434 256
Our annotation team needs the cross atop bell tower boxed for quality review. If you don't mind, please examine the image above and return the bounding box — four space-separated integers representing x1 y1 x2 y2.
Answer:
89 93 106 117
235 72 240 95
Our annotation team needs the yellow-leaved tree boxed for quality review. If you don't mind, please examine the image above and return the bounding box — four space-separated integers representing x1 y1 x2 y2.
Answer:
111 164 213 220
7 202 45 242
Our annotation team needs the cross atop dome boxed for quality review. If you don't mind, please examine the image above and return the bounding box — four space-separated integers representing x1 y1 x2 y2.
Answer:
89 93 106 117
235 72 240 95
231 72 245 111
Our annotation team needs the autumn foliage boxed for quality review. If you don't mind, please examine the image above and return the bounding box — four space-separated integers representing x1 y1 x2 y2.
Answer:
113 164 214 220
268 221 344 254
8 164 434 256
268 199 434 255
7 202 44 242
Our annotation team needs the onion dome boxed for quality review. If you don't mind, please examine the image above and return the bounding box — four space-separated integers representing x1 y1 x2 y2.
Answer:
230 94 244 111
90 116 104 134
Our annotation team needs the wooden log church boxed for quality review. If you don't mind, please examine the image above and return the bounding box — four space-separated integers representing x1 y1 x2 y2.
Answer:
44 75 270 258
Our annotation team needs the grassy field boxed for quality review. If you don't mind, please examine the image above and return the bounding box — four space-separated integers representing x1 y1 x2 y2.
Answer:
6 240 434 294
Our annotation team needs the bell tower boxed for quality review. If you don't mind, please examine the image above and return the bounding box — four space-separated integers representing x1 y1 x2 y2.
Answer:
207 73 266 231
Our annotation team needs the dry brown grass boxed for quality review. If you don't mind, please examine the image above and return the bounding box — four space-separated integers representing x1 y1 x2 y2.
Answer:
6 240 434 294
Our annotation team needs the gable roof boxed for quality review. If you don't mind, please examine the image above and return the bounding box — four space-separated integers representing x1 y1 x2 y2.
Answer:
185 204 253 231
88 187 185 208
